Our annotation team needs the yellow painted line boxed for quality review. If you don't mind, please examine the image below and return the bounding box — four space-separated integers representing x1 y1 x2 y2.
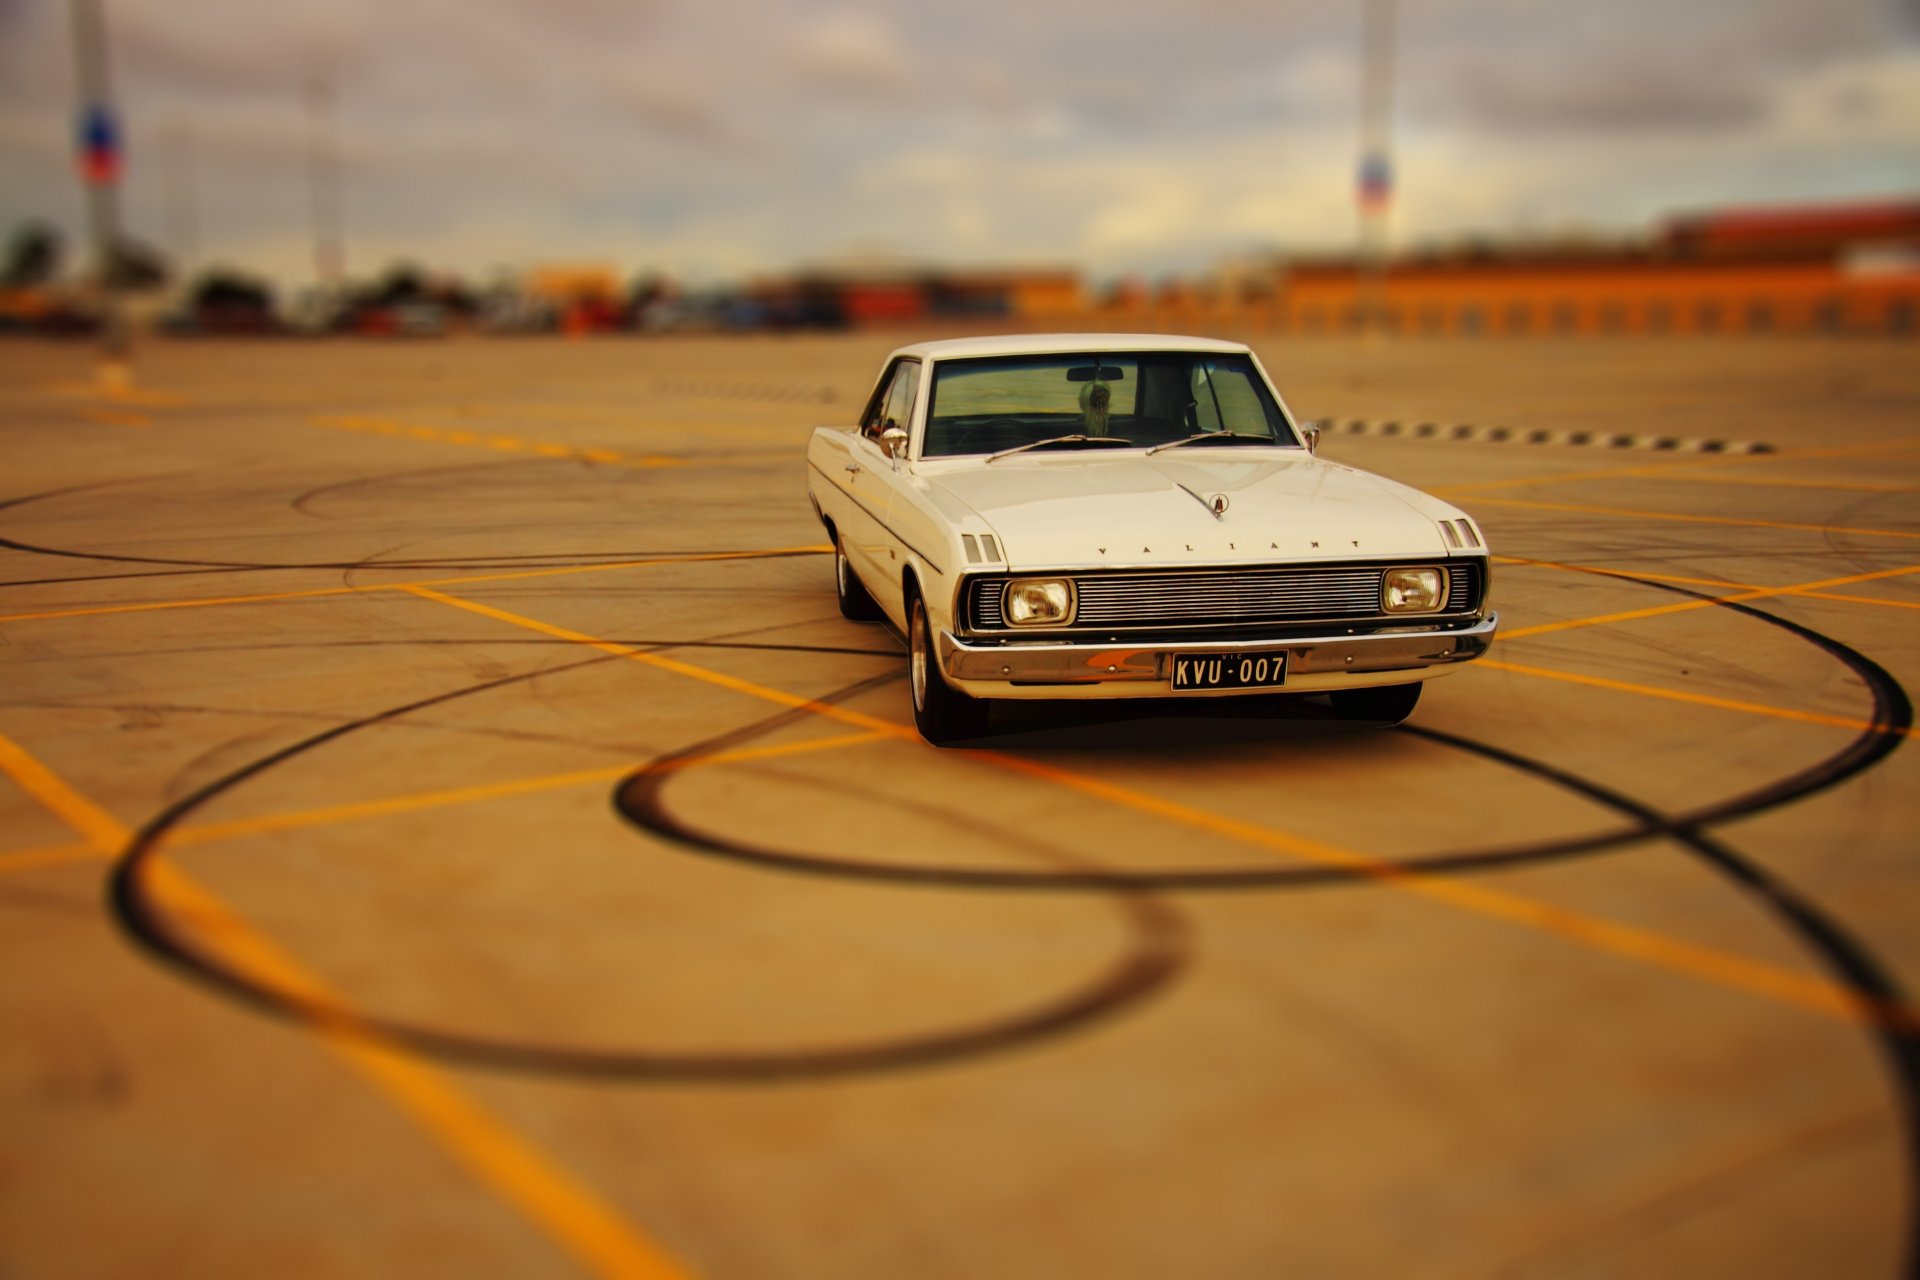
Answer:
1497 556 1920 617
0 733 888 877
1479 658 1911 738
78 407 153 429
1778 439 1920 459
403 590 1919 1035
0 545 831 625
1452 465 1914 498
1468 495 1920 542
0 840 101 874
1797 590 1920 612
0 727 689 1279
1440 457 1765 496
484 403 828 423
1624 473 1918 494
1500 563 1920 640
401 585 912 738
313 416 683 470
42 382 184 407
1496 557 1756 592
974 749 1907 1028
0 583 383 625
170 730 890 847
1439 438 1920 496
0 733 130 852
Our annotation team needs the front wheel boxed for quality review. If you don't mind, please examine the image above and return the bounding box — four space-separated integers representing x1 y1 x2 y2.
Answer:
1328 682 1422 725
909 592 989 745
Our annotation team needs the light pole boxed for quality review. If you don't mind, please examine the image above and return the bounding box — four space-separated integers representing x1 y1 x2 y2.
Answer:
163 114 197 285
1357 0 1396 335
306 71 345 289
70 0 130 378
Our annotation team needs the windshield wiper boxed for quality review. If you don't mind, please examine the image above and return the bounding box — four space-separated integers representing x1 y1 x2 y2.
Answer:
1146 431 1281 455
985 434 1133 462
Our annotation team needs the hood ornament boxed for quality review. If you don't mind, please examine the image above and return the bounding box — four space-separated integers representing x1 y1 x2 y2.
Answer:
1175 482 1229 521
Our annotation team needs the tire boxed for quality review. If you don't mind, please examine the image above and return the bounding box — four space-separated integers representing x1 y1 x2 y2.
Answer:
909 590 989 745
833 531 881 621
1328 682 1422 725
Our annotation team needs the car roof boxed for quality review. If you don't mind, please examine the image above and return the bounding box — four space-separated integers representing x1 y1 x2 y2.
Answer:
886 333 1252 362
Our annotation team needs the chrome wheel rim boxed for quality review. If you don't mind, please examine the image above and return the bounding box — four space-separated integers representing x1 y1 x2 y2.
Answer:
835 546 848 597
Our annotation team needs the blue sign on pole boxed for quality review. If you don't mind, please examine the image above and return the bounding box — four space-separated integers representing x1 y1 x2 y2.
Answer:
79 103 120 184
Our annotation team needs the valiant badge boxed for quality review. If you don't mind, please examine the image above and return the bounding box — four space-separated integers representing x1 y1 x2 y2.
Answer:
1210 493 1229 516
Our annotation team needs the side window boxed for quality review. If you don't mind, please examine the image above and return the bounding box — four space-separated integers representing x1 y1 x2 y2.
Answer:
883 361 919 435
1205 365 1267 431
1190 365 1223 431
1191 361 1274 434
860 359 919 441
860 364 897 439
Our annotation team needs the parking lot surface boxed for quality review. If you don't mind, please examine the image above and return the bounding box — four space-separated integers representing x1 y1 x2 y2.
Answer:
2 334 1916 1278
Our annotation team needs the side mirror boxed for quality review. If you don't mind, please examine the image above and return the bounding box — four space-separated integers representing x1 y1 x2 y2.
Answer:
1301 422 1320 454
881 426 909 462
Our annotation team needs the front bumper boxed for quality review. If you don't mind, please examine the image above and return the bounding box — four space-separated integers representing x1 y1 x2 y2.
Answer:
938 614 1497 697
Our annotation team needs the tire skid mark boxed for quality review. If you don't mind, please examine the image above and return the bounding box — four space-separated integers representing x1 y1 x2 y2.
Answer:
108 650 1187 1083
290 458 542 521
1413 721 1920 1278
0 566 268 590
67 506 1917 1262
2 476 819 575
613 578 1907 891
0 528 823 575
611 570 1917 1268
9 637 902 665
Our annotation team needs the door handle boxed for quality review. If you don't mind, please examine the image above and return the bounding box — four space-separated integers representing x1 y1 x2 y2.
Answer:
844 464 861 476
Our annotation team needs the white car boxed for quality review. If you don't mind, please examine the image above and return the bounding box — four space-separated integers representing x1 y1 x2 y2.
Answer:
806 334 1497 745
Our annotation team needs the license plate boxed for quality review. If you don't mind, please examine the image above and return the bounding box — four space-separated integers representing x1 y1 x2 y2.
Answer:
1169 651 1288 692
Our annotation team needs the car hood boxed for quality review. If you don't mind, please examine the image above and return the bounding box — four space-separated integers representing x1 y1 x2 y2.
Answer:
925 451 1453 569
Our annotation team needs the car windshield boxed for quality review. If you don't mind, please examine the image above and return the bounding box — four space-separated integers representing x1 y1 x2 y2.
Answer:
921 351 1300 458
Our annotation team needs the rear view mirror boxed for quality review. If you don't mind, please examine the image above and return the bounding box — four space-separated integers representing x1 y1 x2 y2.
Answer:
1066 365 1126 382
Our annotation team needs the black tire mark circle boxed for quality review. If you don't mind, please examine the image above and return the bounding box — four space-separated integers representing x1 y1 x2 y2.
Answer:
0 526 825 575
108 657 1188 1083
616 578 1910 891
1410 720 1920 1280
616 578 1917 1270
4 476 827 574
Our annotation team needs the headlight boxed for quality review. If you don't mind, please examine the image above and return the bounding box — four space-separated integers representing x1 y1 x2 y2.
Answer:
1382 567 1445 613
1004 578 1075 626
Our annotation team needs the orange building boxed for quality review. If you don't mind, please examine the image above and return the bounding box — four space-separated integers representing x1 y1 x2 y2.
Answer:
1091 199 1920 337
1273 254 1916 337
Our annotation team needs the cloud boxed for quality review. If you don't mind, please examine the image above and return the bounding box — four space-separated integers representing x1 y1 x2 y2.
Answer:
4 0 1914 288
1441 56 1768 133
789 11 914 95
1406 0 1910 135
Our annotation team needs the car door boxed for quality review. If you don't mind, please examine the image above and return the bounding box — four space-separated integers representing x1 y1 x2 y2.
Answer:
827 357 919 601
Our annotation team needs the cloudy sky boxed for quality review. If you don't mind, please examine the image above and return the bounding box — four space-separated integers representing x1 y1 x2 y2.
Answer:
1 0 1916 287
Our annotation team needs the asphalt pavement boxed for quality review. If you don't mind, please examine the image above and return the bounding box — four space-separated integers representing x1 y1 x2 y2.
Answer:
1 332 1916 1279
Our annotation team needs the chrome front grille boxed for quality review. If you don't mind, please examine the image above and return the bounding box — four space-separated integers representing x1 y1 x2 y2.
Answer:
962 561 1483 632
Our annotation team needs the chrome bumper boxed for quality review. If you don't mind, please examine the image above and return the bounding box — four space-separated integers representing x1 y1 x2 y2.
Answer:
940 615 1497 685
